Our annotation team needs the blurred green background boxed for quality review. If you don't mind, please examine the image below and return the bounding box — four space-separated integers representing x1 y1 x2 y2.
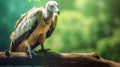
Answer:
0 0 120 62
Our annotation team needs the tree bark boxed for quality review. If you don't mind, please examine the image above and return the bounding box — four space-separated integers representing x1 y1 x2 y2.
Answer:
0 51 120 67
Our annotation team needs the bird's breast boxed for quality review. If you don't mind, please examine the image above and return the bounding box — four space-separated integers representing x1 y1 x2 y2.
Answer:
27 20 52 46
38 20 52 32
29 20 52 38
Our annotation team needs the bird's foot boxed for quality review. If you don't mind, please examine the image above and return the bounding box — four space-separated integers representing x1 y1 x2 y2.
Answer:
26 49 37 59
38 48 51 52
27 44 37 59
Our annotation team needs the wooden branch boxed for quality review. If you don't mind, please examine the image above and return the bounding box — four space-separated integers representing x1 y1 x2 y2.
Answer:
0 52 120 67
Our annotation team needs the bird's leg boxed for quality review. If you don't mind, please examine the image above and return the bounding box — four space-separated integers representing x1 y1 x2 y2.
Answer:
27 44 37 59
27 44 32 59
39 44 50 52
41 44 45 51
38 34 51 52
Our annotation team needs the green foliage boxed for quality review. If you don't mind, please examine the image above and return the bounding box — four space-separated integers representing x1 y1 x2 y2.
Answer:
0 0 120 62
28 0 41 3
28 0 32 2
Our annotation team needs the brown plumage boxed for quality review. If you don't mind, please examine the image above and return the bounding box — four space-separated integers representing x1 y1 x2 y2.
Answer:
9 1 59 52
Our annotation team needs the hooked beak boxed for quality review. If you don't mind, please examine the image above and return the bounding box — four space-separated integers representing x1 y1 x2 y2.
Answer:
57 10 60 15
55 10 60 15
55 7 60 15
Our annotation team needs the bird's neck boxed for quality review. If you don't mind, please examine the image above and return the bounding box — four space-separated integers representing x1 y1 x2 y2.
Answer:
44 10 53 23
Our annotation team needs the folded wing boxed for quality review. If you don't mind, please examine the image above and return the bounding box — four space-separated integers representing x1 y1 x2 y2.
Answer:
10 7 43 51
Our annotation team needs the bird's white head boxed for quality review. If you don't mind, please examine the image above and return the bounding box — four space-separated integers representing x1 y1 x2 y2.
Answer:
46 1 60 15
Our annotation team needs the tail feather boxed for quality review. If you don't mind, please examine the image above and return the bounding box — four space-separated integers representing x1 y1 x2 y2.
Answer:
9 40 19 52
9 41 14 52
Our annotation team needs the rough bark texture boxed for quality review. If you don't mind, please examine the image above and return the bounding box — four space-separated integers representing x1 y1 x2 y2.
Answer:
0 52 120 67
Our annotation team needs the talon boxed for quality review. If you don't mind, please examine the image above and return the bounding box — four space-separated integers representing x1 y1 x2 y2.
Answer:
27 44 32 59
40 44 51 52
26 44 37 59
31 50 37 56
38 48 51 52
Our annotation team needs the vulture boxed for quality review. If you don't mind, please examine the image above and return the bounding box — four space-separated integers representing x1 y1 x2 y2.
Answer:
9 1 59 58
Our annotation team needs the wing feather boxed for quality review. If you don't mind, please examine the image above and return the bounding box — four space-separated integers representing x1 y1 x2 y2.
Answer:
14 8 43 39
10 7 43 51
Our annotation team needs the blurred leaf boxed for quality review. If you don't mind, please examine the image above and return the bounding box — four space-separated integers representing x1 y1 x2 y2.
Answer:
34 0 41 3
28 0 32 2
